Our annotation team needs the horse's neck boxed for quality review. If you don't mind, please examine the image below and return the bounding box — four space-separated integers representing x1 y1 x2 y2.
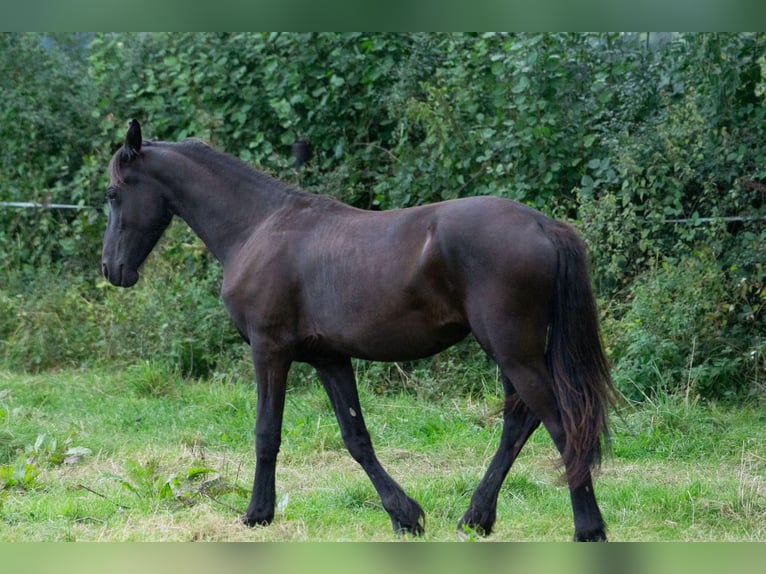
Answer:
156 144 294 265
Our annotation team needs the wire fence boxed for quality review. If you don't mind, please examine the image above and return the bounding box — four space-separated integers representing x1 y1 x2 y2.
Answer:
0 201 97 210
1 200 764 224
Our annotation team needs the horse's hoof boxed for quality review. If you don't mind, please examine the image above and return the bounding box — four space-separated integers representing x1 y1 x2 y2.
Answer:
391 517 425 537
392 522 425 537
242 513 273 528
457 508 494 538
574 529 608 542
386 496 426 536
456 522 491 540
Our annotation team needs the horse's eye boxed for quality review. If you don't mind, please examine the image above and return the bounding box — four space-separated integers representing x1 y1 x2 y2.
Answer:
105 187 119 202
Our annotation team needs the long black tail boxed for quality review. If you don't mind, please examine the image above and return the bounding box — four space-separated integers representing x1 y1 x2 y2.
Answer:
542 219 617 488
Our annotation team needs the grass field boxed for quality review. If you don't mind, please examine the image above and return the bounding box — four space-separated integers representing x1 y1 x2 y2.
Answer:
0 366 763 542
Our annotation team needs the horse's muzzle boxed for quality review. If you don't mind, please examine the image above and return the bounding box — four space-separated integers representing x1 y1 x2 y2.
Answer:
102 262 139 288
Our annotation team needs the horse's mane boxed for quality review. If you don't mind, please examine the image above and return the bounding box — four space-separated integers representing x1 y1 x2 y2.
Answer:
108 137 319 205
178 139 322 204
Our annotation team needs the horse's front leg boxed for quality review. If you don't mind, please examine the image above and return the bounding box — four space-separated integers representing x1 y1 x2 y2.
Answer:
243 351 290 527
315 358 425 535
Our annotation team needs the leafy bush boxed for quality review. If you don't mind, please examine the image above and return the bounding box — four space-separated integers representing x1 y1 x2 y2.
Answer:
0 33 101 277
605 250 762 401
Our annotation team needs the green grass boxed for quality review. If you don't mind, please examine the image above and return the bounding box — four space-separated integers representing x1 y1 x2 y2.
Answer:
0 367 763 541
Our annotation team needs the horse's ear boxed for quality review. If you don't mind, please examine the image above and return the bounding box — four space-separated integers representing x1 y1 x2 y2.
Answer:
121 119 142 162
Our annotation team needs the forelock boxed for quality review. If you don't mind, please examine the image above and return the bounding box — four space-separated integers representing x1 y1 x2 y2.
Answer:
108 152 125 186
108 139 153 186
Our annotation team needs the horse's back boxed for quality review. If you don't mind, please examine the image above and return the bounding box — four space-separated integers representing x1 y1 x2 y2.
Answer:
309 195 558 304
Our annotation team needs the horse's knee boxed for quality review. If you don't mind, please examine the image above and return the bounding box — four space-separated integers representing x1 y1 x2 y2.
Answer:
342 432 374 464
255 431 281 461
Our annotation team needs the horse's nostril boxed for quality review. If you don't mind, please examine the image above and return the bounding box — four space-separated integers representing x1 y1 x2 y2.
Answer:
102 263 108 279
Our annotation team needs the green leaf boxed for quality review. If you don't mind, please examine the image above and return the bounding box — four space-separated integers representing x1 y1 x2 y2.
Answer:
587 158 602 170
186 467 217 480
511 75 529 94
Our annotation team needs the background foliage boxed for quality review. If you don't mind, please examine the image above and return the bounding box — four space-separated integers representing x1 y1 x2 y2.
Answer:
1 32 764 402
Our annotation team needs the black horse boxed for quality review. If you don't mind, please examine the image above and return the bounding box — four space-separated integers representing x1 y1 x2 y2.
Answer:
102 120 616 540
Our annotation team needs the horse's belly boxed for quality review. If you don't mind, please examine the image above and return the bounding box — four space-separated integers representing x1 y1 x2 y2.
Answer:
337 320 470 362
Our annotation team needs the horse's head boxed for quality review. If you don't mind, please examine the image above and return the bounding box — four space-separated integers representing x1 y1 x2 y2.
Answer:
101 120 173 287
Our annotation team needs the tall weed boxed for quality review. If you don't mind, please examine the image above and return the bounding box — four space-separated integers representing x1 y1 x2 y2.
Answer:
1 269 103 371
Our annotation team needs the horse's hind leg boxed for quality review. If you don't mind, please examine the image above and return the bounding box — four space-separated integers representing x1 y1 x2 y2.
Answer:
314 358 426 535
499 358 607 541
468 291 606 541
458 377 540 536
